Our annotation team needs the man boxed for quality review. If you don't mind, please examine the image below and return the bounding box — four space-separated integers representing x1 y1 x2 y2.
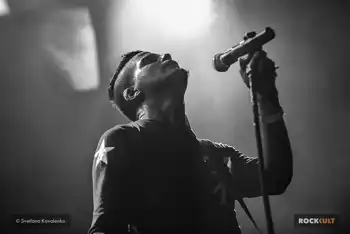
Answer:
88 50 293 234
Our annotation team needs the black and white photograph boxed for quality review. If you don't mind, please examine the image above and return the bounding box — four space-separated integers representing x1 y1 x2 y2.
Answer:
1 0 349 233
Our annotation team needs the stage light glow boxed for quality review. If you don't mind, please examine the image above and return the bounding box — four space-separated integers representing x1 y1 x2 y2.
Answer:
0 0 9 16
44 9 99 92
122 0 216 40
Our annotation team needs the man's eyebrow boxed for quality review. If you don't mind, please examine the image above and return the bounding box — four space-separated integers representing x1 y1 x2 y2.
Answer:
137 53 161 69
135 52 151 62
138 52 158 62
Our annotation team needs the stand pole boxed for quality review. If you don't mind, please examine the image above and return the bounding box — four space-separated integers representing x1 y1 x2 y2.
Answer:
249 76 275 234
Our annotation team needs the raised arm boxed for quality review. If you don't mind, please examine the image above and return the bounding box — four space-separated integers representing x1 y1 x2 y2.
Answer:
239 50 293 197
198 50 293 199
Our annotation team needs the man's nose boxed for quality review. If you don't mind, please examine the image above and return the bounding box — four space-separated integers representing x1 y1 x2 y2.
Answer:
160 53 172 62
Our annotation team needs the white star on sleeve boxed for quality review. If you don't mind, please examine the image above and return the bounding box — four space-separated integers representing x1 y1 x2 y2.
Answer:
94 139 115 167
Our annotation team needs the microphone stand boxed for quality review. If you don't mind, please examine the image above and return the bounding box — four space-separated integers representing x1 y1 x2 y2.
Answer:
249 72 275 234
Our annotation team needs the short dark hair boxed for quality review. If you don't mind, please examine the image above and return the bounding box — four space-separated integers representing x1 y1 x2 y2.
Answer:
108 50 144 121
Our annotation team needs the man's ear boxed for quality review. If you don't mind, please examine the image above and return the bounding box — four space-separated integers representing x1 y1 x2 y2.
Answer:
123 87 141 101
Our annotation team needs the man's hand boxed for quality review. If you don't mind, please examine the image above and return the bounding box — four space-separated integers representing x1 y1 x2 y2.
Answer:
238 50 283 121
239 50 277 98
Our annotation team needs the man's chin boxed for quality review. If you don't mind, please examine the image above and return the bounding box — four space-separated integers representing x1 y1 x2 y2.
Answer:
175 68 189 82
179 68 189 88
166 68 187 90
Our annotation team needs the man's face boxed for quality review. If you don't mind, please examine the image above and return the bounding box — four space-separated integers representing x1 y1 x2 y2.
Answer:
131 52 189 99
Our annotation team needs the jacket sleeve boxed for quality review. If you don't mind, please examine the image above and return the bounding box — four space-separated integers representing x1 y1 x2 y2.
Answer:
88 128 131 234
199 138 291 199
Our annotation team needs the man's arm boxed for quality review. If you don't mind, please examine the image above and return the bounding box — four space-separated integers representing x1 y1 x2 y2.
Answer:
233 116 293 197
199 51 293 199
242 50 293 196
200 133 292 199
258 102 293 195
88 128 131 234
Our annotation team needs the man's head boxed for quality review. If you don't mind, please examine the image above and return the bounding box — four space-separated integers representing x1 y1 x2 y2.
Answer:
108 51 189 121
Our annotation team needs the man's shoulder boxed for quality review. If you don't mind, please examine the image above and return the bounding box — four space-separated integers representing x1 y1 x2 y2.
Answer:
198 138 214 145
93 123 138 166
198 138 219 149
198 138 232 148
101 122 139 144
198 138 240 157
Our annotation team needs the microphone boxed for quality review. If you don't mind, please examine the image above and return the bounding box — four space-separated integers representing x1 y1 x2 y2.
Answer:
213 27 275 72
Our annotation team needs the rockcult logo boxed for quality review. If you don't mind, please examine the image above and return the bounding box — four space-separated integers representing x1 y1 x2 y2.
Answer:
295 214 338 227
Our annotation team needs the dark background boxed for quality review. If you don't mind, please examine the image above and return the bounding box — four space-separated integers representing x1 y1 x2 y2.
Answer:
1 0 349 233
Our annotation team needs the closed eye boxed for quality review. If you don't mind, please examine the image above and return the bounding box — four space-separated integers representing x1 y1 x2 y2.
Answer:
139 54 159 68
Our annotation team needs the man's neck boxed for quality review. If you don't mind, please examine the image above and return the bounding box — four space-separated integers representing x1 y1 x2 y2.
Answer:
138 100 186 128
